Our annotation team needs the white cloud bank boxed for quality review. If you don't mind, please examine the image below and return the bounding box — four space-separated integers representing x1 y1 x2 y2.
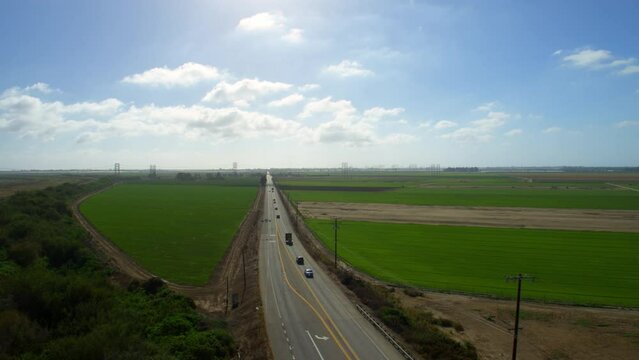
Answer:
1 83 413 148
441 111 510 142
236 12 304 44
268 93 304 107
298 97 413 146
323 60 374 78
122 62 221 87
559 48 639 76
202 78 292 107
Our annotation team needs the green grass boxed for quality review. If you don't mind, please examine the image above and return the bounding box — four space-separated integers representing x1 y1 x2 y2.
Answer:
80 184 256 285
286 186 639 209
307 219 639 307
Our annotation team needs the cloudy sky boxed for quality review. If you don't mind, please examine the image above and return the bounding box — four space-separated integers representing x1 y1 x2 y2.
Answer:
1 0 638 170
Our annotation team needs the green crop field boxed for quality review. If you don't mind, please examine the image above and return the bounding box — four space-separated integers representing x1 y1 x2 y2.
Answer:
278 172 639 209
80 183 257 285
286 186 639 210
307 219 639 307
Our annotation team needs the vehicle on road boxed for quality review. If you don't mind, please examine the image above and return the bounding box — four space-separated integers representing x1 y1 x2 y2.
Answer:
285 232 293 245
304 268 314 278
275 207 278 210
276 214 280 219
296 256 304 265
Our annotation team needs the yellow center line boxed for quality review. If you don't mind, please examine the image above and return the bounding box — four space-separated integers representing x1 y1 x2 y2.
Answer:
273 221 353 360
275 220 361 360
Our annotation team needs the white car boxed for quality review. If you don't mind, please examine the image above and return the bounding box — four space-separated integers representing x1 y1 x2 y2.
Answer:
304 268 314 278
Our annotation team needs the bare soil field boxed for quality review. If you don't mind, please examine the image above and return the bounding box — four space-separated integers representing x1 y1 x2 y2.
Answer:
298 202 639 232
397 290 639 360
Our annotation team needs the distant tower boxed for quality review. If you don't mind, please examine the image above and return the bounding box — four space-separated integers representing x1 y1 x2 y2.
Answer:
233 162 238 171
341 162 349 177
114 163 120 176
149 164 157 178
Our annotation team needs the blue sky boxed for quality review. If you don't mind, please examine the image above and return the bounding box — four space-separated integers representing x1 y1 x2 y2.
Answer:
1 0 638 169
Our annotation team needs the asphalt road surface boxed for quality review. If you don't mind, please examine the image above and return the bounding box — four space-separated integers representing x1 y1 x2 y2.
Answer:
259 174 405 360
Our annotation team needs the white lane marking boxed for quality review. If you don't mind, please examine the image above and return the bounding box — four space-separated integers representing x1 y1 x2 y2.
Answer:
351 314 390 360
306 329 326 360
314 335 329 341
267 244 282 319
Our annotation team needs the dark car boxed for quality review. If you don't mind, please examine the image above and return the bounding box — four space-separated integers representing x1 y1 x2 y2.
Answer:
296 256 304 265
304 268 314 278
276 214 280 219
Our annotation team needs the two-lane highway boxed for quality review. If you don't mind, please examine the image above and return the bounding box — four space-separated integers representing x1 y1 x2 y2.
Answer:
259 173 405 360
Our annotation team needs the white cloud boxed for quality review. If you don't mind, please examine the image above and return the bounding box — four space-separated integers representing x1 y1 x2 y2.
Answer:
61 98 123 116
434 120 457 129
418 121 432 128
282 28 304 43
505 129 523 136
237 12 285 31
441 127 494 142
362 107 404 122
202 78 292 107
122 62 221 87
0 92 105 140
25 82 53 93
543 126 561 133
473 101 497 112
298 84 320 92
563 49 612 68
237 12 304 44
268 93 304 107
323 60 374 78
471 111 509 130
299 97 356 119
440 111 510 142
552 49 563 56
615 120 639 128
619 65 639 75
561 48 639 76
0 85 412 149
297 97 412 146
0 87 302 143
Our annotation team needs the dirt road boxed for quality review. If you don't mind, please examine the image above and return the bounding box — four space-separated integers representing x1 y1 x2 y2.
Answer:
298 201 639 232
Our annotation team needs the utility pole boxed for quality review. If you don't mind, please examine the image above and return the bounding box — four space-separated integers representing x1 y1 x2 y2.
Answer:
333 218 339 269
505 273 535 360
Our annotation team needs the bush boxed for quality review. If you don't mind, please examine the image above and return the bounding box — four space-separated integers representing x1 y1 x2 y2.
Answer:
7 241 41 267
0 180 235 359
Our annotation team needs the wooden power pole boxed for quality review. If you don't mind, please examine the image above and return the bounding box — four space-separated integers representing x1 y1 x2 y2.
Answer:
505 273 535 360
